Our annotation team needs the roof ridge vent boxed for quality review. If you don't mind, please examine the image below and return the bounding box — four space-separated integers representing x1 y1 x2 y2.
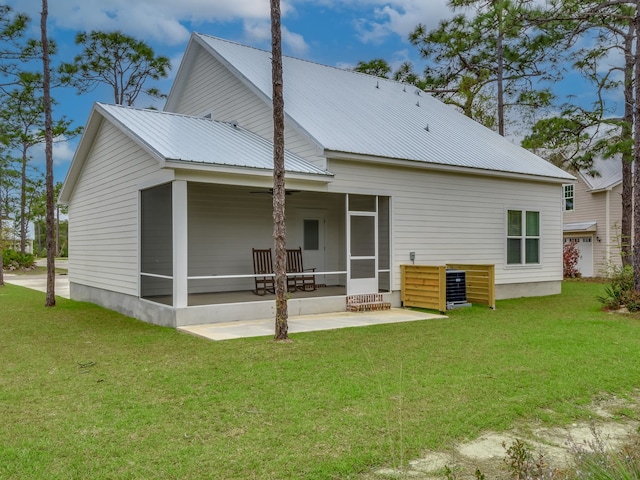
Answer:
203 112 212 119
231 120 239 128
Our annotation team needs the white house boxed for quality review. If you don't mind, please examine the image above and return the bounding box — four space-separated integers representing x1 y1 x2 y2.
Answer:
59 33 574 328
563 156 626 277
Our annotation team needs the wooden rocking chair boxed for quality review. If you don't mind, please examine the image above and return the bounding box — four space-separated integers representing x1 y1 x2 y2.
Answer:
286 247 316 291
252 248 275 295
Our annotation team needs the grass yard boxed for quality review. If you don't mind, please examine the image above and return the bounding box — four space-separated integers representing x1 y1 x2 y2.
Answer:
2 281 640 479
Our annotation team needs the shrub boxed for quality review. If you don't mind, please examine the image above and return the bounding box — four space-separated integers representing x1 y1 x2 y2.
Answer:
625 291 640 313
568 427 640 480
1 249 35 271
563 240 581 278
597 264 635 310
470 431 640 480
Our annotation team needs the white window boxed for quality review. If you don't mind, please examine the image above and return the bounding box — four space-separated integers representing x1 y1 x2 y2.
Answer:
507 210 540 265
563 184 574 211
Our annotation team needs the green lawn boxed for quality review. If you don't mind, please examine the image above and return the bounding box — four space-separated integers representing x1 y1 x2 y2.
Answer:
1 281 640 479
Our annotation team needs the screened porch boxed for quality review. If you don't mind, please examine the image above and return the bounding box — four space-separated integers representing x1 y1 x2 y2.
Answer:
138 181 391 314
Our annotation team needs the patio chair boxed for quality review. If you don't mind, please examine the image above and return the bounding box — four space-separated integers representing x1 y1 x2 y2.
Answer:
286 247 316 291
252 248 275 295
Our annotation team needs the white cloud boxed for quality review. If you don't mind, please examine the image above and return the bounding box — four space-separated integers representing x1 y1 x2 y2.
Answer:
282 27 309 56
352 1 450 45
243 20 272 44
8 0 273 46
28 136 77 175
52 139 77 168
9 0 447 48
242 20 309 56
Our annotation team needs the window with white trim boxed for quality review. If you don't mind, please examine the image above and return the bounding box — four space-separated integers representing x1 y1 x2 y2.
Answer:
563 184 574 211
507 210 540 265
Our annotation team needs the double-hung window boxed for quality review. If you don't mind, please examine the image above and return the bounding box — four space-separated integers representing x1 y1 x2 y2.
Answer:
507 210 540 265
563 184 574 211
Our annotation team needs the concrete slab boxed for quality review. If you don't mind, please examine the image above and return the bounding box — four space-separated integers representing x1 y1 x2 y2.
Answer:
4 273 70 299
178 308 447 341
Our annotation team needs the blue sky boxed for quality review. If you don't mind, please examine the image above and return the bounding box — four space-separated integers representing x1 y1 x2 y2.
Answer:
6 0 452 184
5 0 619 185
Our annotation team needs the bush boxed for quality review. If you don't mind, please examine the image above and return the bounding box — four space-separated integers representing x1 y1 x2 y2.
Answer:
1 249 35 271
597 265 635 310
563 240 581 278
568 427 640 480
625 291 640 313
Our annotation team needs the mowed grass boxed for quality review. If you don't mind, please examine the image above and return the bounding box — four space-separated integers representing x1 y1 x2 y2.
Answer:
1 281 640 479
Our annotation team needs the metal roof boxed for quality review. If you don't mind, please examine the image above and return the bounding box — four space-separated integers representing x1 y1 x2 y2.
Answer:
581 156 623 191
96 103 331 177
563 221 597 232
194 33 574 182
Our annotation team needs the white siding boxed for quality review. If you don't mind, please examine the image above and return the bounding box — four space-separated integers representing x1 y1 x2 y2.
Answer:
68 122 163 295
170 45 325 168
564 176 624 275
327 159 563 289
608 183 625 269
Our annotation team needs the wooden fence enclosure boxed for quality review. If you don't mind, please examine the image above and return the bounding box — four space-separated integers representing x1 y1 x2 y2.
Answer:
400 264 495 312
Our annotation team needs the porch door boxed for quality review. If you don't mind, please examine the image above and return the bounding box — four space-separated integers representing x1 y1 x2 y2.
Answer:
347 194 378 294
299 210 326 285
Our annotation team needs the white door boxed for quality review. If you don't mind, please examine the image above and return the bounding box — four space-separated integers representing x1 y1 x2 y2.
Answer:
299 210 326 285
347 195 378 294
565 236 594 277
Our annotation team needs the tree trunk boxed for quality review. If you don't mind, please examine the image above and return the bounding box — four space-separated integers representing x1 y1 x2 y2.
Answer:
496 3 505 137
271 0 288 340
41 0 55 306
621 24 634 267
633 4 640 291
20 147 27 254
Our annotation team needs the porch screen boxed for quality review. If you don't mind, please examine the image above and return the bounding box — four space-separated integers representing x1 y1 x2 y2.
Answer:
140 183 173 298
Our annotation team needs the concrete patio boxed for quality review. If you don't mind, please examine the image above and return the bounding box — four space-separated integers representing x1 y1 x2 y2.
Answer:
178 308 447 341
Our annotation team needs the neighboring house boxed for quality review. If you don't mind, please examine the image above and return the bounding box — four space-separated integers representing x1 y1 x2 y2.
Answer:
59 33 574 328
563 156 626 277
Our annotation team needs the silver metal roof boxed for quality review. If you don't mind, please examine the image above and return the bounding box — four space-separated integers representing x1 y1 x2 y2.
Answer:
96 103 332 177
195 33 574 181
581 156 623 191
563 221 597 232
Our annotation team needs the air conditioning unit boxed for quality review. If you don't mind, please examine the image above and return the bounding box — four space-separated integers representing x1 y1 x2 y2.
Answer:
446 269 471 309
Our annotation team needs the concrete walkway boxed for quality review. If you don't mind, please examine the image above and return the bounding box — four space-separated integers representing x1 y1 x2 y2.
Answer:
3 272 71 299
3 258 70 298
179 308 447 341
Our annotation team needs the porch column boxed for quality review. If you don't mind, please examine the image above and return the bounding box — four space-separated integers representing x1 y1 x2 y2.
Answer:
172 180 188 308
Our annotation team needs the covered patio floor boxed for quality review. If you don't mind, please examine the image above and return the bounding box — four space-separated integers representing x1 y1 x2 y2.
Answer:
178 308 447 341
147 286 347 306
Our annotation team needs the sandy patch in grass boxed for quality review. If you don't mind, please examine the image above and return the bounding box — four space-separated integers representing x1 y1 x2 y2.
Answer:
368 391 640 479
